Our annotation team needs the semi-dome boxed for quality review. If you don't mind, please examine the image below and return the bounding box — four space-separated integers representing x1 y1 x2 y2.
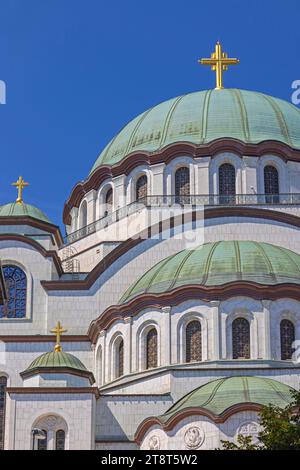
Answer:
91 89 300 172
21 350 95 384
159 376 294 422
0 202 51 223
120 241 300 303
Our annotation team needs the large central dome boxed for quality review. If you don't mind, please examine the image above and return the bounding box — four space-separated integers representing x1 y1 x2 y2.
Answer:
90 88 300 172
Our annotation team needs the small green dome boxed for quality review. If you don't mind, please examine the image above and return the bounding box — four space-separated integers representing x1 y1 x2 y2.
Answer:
0 202 51 223
160 376 294 422
120 241 300 303
25 351 88 373
91 89 300 172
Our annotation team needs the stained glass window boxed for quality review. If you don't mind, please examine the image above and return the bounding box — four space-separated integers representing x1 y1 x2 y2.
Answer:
0 265 27 319
37 430 47 450
117 339 124 378
0 377 7 450
219 163 236 204
264 165 279 203
186 320 202 362
136 175 148 201
175 167 190 204
146 328 157 369
232 318 250 359
55 430 65 450
280 319 295 360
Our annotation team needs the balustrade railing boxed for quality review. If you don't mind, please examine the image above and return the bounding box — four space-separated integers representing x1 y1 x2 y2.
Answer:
64 193 300 245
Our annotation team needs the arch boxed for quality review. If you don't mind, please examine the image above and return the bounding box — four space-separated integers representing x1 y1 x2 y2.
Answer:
0 376 7 450
185 320 202 363
280 319 295 360
264 165 279 203
136 174 148 201
32 414 68 451
146 328 158 369
110 334 124 379
232 317 250 359
79 200 87 228
175 167 190 204
218 163 236 203
0 265 27 319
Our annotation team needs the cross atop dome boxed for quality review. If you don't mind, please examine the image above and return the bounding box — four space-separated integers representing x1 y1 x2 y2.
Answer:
11 176 29 204
199 41 240 90
50 321 67 352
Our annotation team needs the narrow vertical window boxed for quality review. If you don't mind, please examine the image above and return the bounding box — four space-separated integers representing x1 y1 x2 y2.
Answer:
55 430 65 450
136 175 148 201
0 376 7 450
232 318 250 359
219 163 236 204
146 328 158 369
116 339 124 378
280 319 295 360
186 320 202 362
175 167 190 204
264 165 279 203
80 200 87 228
37 430 48 450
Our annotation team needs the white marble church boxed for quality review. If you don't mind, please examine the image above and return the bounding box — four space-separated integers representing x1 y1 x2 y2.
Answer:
1 43 300 450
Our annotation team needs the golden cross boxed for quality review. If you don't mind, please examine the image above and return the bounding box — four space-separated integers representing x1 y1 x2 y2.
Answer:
199 41 239 90
12 176 29 204
50 321 67 352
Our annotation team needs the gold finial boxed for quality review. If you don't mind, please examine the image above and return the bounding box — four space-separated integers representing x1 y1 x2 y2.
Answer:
199 42 240 90
12 176 29 204
50 321 67 352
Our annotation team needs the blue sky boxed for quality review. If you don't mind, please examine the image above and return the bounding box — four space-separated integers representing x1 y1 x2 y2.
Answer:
0 0 299 232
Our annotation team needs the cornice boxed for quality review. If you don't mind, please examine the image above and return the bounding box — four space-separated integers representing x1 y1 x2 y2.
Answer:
6 386 100 398
0 216 63 247
63 138 300 224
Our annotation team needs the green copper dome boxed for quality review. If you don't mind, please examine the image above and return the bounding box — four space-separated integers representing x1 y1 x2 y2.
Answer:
25 351 88 373
0 202 51 223
91 89 300 172
120 241 300 303
22 350 95 384
160 376 294 422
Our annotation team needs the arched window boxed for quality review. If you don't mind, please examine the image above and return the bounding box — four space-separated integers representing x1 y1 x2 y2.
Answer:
0 265 27 319
264 165 279 203
0 377 7 450
116 339 124 378
104 187 113 217
186 320 202 362
136 175 147 202
37 430 48 450
175 167 190 204
280 319 295 360
55 430 65 450
146 328 158 369
219 163 236 204
80 200 87 228
232 318 250 359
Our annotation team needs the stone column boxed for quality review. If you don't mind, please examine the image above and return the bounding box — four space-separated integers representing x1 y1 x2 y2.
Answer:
85 189 97 225
262 300 272 360
242 156 258 195
211 301 220 361
195 157 211 195
151 163 165 196
112 175 126 210
124 316 132 375
161 306 171 366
